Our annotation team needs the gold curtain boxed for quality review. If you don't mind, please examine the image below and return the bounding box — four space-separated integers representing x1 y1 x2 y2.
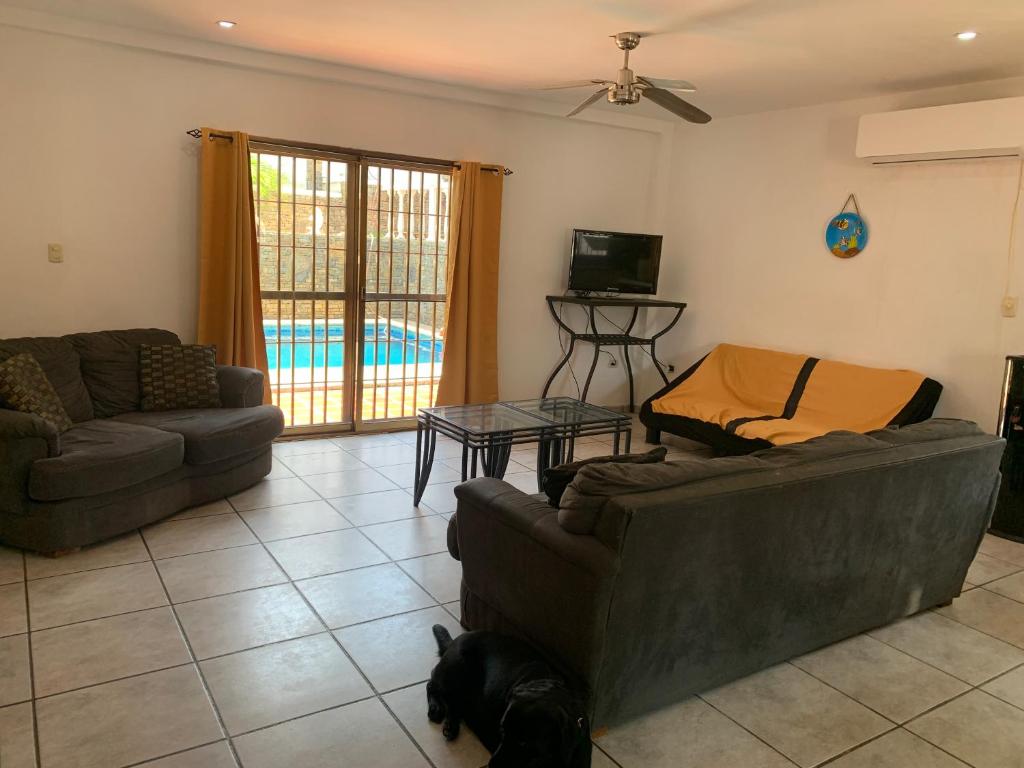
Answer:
434 162 504 406
196 128 271 402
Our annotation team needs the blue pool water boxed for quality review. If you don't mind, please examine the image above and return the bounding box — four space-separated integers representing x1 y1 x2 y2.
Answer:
265 321 443 370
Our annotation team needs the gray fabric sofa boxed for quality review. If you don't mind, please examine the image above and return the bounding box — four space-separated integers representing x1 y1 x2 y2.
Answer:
449 419 1004 728
0 329 283 553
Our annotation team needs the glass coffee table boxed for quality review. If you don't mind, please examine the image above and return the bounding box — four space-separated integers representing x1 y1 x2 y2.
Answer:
414 397 632 505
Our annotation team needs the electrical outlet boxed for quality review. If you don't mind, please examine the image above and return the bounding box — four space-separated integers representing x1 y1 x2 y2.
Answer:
1002 296 1018 318
47 243 64 263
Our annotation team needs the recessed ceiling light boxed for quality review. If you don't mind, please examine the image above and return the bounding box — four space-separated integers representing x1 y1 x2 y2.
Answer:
956 30 978 41
217 20 236 29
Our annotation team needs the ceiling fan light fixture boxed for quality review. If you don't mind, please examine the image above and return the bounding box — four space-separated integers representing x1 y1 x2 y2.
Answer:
955 30 977 41
217 20 237 29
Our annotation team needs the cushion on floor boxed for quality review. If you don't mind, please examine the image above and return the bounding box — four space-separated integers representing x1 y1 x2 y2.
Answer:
112 405 284 465
29 420 184 501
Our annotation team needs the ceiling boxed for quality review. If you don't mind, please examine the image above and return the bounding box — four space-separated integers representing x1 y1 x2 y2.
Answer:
7 0 1024 117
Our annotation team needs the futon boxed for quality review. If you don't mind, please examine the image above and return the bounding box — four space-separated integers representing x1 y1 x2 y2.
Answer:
639 343 942 454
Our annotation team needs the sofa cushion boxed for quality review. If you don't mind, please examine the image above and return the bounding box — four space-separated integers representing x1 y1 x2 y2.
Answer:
64 329 181 418
140 344 221 411
866 418 984 445
558 453 766 534
0 337 94 422
0 354 73 432
28 420 184 501
752 430 890 467
112 405 283 465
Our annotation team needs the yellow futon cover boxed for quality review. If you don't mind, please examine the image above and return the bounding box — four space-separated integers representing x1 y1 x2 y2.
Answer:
651 344 927 446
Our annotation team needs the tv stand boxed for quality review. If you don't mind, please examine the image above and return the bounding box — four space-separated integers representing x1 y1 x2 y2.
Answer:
541 294 687 412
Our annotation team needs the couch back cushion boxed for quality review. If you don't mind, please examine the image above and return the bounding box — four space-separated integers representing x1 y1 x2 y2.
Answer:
0 337 94 422
64 329 181 418
558 429 894 539
559 453 767 537
866 418 983 445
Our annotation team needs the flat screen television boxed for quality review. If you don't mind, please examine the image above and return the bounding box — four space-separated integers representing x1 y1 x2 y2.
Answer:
568 229 663 295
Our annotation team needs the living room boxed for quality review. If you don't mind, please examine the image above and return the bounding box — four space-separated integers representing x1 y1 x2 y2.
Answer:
2 2 1024 767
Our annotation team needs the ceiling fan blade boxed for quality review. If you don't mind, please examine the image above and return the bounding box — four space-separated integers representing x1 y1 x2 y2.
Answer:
638 76 697 93
642 87 712 124
567 88 608 117
539 79 612 90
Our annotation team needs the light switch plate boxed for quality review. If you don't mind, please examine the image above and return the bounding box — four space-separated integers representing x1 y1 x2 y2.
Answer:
1002 295 1018 318
47 243 64 263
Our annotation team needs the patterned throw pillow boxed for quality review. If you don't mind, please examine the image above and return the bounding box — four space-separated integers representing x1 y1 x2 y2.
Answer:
0 353 74 431
139 344 221 411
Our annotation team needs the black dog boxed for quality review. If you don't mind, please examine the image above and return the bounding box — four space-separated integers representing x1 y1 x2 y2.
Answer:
427 625 592 768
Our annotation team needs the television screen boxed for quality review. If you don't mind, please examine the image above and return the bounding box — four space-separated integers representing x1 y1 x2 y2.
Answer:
568 229 663 294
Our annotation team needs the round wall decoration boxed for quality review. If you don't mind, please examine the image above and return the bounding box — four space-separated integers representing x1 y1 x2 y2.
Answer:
825 194 869 258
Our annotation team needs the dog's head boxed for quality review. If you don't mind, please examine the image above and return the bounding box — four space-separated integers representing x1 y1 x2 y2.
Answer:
489 680 590 768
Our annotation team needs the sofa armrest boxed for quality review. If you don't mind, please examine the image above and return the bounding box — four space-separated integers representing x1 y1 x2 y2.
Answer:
217 366 265 408
0 409 60 457
0 409 57 516
454 478 618 691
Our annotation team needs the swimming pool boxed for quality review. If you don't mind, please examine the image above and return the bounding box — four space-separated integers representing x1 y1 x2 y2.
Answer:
264 320 443 371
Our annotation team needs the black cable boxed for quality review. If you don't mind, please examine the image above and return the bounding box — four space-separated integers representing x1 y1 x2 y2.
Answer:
593 306 672 371
556 301 582 399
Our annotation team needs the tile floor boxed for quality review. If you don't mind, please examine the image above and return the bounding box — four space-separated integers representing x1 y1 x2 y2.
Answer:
2 422 1024 767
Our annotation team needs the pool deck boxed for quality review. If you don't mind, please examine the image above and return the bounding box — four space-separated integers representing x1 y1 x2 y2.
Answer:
274 379 439 427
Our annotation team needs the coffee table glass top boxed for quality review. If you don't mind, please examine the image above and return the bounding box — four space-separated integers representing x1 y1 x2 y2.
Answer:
420 397 629 436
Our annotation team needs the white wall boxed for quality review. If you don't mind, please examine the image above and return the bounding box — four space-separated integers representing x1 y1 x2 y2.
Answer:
659 78 1024 431
0 22 667 405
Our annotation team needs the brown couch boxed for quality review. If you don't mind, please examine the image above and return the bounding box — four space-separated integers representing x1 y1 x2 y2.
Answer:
0 328 283 553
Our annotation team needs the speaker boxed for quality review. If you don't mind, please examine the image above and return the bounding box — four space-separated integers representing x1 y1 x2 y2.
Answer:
993 355 1024 541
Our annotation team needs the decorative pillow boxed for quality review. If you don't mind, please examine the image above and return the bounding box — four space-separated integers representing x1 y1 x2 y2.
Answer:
542 446 667 506
0 353 73 432
139 344 221 411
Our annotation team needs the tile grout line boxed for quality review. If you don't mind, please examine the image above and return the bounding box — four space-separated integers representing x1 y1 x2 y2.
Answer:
695 692 807 767
276 442 467 767
867 620 1023 688
20 505 448 589
928 600 1024 651
777 659 904 725
226 491 444 768
20 549 41 768
119 738 230 768
137 531 245 768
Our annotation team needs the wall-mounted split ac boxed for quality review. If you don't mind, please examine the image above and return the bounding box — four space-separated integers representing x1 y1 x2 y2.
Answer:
856 95 1024 164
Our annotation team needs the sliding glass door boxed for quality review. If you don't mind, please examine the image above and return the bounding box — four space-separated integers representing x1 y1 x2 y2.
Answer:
250 145 451 433
359 164 451 424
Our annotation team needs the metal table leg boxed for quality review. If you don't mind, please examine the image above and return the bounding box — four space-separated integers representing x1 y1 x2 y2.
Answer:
413 419 436 506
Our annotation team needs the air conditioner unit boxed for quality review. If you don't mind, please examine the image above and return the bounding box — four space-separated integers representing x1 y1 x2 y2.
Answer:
856 96 1024 164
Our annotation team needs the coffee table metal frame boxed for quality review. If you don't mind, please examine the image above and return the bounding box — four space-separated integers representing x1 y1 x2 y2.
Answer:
413 397 632 505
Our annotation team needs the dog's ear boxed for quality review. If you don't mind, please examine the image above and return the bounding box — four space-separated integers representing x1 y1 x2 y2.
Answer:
431 624 453 656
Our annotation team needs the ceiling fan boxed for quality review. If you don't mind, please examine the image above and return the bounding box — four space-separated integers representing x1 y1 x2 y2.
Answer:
541 32 711 124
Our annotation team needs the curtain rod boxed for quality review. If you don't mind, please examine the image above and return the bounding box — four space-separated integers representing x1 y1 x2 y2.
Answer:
186 129 513 175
